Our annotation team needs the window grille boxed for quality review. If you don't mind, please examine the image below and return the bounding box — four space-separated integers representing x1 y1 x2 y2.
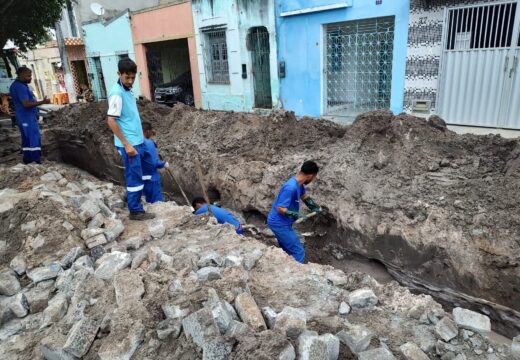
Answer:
203 29 230 84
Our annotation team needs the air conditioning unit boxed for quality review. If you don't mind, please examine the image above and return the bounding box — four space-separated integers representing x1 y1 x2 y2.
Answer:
412 99 431 113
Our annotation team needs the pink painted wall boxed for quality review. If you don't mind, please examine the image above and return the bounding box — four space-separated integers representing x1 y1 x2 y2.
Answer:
131 2 201 107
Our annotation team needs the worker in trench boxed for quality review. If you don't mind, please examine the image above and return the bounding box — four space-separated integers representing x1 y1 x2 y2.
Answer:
9 66 50 164
192 197 244 235
106 58 155 221
267 161 321 263
141 121 169 203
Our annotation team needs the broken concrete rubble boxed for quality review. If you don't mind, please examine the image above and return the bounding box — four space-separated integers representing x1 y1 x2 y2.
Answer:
27 263 61 283
234 292 267 331
0 269 21 296
93 251 131 280
435 316 459 342
63 317 99 357
452 307 491 334
336 323 373 354
348 288 378 310
274 306 307 339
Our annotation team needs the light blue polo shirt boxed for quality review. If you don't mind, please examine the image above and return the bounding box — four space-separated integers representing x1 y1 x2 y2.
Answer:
107 80 144 147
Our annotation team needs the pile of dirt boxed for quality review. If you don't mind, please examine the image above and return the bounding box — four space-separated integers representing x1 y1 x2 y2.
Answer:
42 101 520 337
0 162 515 360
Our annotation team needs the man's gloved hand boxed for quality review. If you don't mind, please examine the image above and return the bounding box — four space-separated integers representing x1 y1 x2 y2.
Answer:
303 197 321 213
285 210 308 221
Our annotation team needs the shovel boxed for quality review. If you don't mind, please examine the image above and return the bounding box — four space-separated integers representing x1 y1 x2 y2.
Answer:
295 211 318 224
164 166 192 209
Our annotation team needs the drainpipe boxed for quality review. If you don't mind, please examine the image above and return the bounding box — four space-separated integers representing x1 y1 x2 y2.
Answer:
55 21 77 103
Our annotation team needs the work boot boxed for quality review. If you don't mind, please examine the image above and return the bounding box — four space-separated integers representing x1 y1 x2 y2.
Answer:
129 212 156 221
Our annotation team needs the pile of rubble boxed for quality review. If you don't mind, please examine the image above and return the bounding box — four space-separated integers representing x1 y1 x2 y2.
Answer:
0 162 518 359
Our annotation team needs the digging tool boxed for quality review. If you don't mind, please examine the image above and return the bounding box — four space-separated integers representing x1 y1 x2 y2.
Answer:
193 158 213 217
164 166 191 209
295 211 318 224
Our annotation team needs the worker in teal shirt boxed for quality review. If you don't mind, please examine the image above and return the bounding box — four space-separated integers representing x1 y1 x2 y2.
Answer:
267 161 321 263
192 197 244 235
141 121 168 203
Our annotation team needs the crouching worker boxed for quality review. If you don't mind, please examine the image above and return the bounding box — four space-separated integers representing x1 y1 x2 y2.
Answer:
106 58 155 220
267 161 321 263
192 197 244 235
141 121 168 203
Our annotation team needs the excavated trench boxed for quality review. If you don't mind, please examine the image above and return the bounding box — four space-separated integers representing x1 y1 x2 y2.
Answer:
19 102 520 339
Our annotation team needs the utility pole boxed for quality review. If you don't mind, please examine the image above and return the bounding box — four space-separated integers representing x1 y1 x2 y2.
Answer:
55 20 77 103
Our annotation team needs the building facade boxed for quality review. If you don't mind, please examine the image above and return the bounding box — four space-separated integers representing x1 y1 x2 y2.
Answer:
83 10 141 99
275 0 410 121
405 0 520 129
131 1 202 107
191 0 280 111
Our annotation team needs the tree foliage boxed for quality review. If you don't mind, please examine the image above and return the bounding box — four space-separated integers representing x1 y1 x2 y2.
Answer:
0 0 66 52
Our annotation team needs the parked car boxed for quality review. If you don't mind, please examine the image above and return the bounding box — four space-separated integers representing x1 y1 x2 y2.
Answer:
154 71 194 107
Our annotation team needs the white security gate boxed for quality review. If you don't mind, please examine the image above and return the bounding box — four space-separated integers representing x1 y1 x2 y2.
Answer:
325 17 395 117
438 1 520 128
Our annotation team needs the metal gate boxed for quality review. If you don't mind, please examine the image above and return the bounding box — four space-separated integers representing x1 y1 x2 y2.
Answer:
92 57 106 99
437 1 520 128
249 27 273 109
325 16 395 117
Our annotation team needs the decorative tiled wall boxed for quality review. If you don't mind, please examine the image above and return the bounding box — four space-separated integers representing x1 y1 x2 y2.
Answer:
404 0 501 112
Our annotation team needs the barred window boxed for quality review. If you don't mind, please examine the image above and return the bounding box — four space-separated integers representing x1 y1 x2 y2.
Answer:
204 29 229 84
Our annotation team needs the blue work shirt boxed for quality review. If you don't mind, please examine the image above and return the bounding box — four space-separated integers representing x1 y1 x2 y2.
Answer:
9 80 38 121
195 204 241 229
267 177 306 227
143 139 165 181
107 80 144 147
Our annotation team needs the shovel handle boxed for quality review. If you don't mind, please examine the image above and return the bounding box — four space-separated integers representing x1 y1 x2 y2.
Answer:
295 212 317 224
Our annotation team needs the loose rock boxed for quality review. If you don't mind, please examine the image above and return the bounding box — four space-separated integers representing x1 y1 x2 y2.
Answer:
348 288 378 310
358 347 397 360
435 317 459 342
94 251 131 280
197 266 222 281
113 270 144 305
182 307 220 348
274 306 307 339
62 317 99 357
338 301 351 315
452 307 491 334
0 268 21 296
234 292 266 331
9 255 27 276
336 324 373 354
400 342 430 360
27 263 62 283
298 331 329 360
262 306 278 329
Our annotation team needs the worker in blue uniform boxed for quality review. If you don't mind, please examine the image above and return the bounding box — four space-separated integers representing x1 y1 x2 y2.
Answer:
267 161 321 263
106 58 155 221
141 121 168 203
192 197 244 235
9 66 50 164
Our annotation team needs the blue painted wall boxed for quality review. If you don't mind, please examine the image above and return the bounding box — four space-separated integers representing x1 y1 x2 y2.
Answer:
82 11 140 99
191 0 280 111
275 0 410 118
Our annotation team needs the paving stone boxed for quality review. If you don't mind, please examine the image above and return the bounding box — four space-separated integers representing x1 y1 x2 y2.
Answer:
98 320 145 360
274 306 307 339
25 287 52 313
400 342 430 360
358 347 397 360
148 219 166 239
319 333 340 360
202 337 233 360
182 307 220 348
413 325 437 353
0 268 21 296
336 324 373 354
435 317 459 342
60 247 86 269
90 245 106 262
63 317 99 357
511 336 520 360
9 255 27 275
85 233 107 249
162 303 190 319
224 254 243 267
40 332 76 360
27 263 62 283
94 251 131 280
211 301 236 334
298 331 329 360
86 213 105 229
234 292 266 331
42 293 69 325
156 318 182 340
348 288 378 310
225 319 249 337
338 301 351 315
113 270 144 305
8 293 29 317
198 252 223 268
80 228 104 240
452 307 491 334
72 255 94 270
262 306 278 329
104 219 125 242
197 266 222 281
242 249 263 270
79 200 101 222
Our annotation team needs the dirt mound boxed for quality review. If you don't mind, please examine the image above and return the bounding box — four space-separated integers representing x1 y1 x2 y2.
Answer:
41 101 520 337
